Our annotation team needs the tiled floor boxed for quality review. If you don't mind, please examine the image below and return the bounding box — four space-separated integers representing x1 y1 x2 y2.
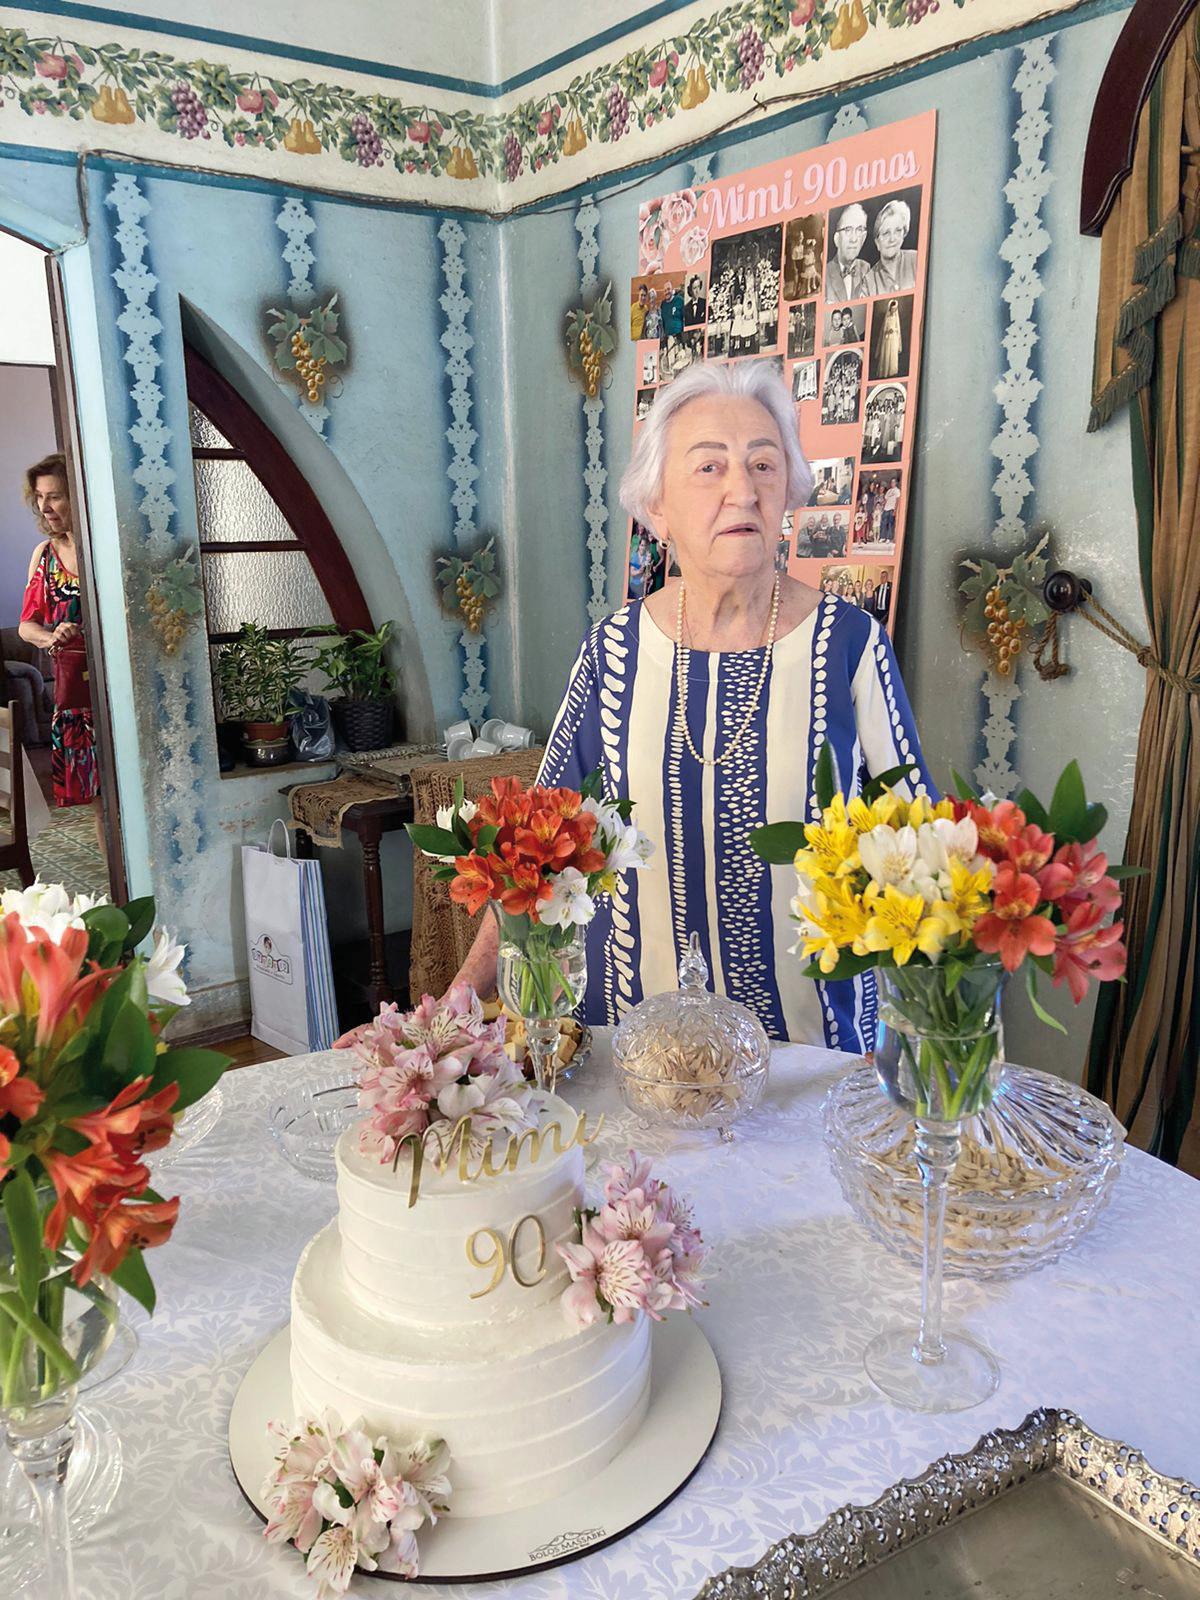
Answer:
0 800 111 899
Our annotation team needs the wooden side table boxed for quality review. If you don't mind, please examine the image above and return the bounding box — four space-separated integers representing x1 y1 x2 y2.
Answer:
290 790 414 1014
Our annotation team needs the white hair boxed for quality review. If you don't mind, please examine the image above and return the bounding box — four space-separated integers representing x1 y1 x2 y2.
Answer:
620 362 814 530
875 198 911 237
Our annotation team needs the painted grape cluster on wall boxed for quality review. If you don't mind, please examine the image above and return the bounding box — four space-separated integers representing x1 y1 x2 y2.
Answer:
0 1 969 188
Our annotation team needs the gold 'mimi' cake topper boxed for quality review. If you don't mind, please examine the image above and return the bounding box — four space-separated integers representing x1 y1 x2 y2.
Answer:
389 1109 604 1208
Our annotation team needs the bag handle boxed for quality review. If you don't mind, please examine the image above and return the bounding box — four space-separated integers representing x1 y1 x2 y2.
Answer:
266 817 293 859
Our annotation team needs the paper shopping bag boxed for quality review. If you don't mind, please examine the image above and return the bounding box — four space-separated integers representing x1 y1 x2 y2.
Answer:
241 819 339 1055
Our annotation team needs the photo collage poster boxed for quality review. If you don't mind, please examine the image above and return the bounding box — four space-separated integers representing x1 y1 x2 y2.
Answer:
626 112 936 632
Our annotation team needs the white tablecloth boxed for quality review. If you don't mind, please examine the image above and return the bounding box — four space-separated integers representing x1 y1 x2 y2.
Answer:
61 1035 1200 1599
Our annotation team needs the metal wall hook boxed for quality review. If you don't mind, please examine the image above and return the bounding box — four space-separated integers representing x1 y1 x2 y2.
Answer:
1043 570 1094 614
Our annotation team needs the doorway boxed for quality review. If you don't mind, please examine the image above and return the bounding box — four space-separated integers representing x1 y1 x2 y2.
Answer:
0 228 125 904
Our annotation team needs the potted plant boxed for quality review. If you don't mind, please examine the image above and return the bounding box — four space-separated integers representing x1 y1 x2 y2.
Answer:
311 620 398 752
214 621 309 765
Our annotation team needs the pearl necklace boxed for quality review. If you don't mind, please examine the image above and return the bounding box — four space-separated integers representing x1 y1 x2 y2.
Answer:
674 575 781 768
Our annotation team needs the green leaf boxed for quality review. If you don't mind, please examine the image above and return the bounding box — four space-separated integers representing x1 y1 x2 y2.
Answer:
1026 967 1067 1034
102 1000 157 1084
748 821 807 865
473 824 499 856
1082 802 1108 842
453 773 466 811
580 767 604 801
1048 761 1088 842
123 897 157 950
1015 787 1050 831
109 1248 156 1315
1106 863 1149 881
2 1169 47 1310
950 767 979 802
862 762 919 803
814 741 838 810
406 824 464 858
150 1047 228 1112
83 904 131 961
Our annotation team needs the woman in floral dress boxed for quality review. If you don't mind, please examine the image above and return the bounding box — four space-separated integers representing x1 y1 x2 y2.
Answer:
20 454 99 809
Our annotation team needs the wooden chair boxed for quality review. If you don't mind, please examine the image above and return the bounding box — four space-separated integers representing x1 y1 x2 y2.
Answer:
0 700 36 887
408 748 545 1002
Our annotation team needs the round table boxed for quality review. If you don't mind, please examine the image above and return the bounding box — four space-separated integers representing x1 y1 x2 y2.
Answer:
55 1034 1200 1597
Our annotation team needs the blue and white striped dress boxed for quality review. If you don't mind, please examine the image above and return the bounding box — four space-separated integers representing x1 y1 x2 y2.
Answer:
539 593 932 1050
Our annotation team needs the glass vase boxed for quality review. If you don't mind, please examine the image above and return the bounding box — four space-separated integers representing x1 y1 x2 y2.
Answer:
0 1249 123 1599
491 903 587 1093
863 959 1006 1413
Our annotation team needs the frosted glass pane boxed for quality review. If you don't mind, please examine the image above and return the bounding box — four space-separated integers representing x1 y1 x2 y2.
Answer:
202 551 334 632
188 403 233 450
193 458 295 543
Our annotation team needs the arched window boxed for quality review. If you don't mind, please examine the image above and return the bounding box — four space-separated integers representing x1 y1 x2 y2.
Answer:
184 346 371 747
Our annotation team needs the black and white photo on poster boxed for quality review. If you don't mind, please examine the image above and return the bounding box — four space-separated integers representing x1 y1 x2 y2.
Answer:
641 347 658 385
626 520 668 599
635 387 656 421
705 225 782 358
658 327 705 384
787 300 816 359
824 304 865 347
782 214 825 302
825 186 922 302
795 510 849 560
791 359 819 403
868 294 913 381
774 532 792 574
683 273 708 325
821 349 863 426
862 383 906 462
853 468 901 553
807 456 855 507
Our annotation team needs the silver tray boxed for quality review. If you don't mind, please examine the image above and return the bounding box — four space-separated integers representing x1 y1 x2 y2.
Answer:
697 1410 1200 1599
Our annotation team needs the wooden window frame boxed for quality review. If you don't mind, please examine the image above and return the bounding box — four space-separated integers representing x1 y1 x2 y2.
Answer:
184 343 373 645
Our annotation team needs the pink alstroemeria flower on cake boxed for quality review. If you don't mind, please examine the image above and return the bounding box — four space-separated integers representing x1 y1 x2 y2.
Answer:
557 1150 708 1329
353 985 535 1164
264 1412 451 1594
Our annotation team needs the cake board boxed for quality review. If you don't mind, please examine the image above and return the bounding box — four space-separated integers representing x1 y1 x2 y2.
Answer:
229 1316 721 1582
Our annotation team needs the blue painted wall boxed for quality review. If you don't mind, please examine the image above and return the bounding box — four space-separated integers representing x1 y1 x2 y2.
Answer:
0 3 1143 1073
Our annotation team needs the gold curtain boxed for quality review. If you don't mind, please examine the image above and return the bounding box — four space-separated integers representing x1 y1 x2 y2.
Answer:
1086 20 1200 1170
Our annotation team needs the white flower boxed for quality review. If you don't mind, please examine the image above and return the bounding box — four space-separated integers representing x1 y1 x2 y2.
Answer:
0 878 102 942
436 1079 485 1120
435 798 477 831
145 927 190 1006
305 1523 360 1596
915 817 981 876
539 867 596 929
858 824 918 888
605 821 654 874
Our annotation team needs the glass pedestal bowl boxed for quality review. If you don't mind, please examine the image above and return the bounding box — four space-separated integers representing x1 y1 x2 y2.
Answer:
824 1062 1125 1279
613 933 770 1141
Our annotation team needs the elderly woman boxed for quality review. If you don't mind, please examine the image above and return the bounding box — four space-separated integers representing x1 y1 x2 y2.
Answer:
19 453 100 812
865 199 918 295
456 363 930 1050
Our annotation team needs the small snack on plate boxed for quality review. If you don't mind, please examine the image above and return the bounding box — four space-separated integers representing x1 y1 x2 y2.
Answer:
481 999 584 1076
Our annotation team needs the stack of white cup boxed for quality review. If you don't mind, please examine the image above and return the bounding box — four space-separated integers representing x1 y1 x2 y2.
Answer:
443 718 534 761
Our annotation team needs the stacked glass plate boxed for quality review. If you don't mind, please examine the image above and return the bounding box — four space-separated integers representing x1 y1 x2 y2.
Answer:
824 1063 1125 1279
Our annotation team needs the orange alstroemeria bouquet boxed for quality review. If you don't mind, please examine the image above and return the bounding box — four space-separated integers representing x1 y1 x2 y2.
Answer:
0 884 228 1406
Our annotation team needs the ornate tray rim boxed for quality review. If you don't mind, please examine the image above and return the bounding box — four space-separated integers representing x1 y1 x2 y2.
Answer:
695 1408 1200 1599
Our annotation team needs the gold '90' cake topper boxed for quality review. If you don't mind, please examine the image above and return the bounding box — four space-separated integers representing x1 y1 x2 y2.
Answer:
388 1109 604 1208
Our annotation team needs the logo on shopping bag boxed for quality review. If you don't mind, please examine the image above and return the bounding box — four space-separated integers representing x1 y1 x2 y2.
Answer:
251 934 294 985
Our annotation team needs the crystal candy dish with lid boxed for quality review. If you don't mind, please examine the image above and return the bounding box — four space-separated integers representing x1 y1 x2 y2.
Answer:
612 933 770 1140
824 1061 1125 1279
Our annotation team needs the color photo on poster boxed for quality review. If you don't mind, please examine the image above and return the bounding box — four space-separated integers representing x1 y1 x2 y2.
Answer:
625 112 936 627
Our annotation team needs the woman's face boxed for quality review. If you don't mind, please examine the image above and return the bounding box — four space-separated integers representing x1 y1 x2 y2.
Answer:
876 210 906 263
34 474 71 537
649 394 788 583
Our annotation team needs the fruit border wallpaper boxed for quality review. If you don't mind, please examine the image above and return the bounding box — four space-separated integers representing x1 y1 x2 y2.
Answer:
0 0 1090 207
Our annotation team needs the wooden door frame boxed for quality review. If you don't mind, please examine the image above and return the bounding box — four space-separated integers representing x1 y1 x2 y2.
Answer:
43 250 130 903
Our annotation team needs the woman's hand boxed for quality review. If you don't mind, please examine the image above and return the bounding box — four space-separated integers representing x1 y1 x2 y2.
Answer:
332 1023 368 1050
47 620 80 652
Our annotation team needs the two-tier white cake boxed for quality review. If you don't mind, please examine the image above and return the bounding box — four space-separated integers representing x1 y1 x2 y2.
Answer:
289 1096 651 1518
